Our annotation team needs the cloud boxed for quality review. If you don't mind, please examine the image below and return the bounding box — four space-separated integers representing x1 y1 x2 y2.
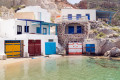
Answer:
67 0 81 4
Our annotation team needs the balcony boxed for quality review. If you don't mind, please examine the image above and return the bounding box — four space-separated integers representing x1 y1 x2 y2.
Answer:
55 16 88 23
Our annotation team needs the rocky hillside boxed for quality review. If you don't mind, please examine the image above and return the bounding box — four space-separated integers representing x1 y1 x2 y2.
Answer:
75 0 120 26
0 0 76 20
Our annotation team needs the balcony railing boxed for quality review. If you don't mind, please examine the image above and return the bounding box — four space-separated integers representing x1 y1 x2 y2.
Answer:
55 16 88 23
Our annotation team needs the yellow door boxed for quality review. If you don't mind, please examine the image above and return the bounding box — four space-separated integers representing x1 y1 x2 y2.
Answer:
5 41 21 58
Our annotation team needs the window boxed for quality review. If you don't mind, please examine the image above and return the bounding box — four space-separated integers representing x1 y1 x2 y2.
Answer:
49 39 54 42
68 26 74 34
43 28 47 35
17 25 22 34
76 14 81 20
77 26 82 33
68 14 72 20
86 14 90 20
24 26 29 33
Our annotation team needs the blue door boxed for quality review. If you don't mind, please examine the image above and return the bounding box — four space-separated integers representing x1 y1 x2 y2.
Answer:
86 44 95 53
68 26 74 34
77 26 82 33
45 42 56 55
86 14 90 20
36 27 41 33
43 28 47 35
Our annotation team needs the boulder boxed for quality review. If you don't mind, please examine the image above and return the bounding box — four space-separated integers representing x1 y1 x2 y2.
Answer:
0 54 7 60
104 47 120 57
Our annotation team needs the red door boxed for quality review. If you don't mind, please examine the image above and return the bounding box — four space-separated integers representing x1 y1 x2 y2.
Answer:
34 40 41 56
28 40 41 56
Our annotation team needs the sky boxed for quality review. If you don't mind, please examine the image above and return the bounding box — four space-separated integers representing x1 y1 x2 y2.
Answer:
67 0 81 4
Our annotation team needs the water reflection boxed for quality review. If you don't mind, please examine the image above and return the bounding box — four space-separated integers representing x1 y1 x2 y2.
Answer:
1 57 120 80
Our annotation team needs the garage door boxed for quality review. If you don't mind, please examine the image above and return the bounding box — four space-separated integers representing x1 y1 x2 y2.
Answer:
86 44 95 53
68 43 82 55
28 40 41 56
45 42 56 55
5 40 21 58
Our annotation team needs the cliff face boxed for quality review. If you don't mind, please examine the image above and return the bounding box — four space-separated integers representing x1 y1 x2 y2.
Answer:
0 0 76 19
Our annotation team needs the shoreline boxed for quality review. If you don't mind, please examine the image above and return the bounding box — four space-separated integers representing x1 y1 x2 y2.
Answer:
0 55 120 65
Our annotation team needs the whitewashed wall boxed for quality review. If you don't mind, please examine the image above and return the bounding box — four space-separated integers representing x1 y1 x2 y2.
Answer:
61 9 96 21
17 6 51 22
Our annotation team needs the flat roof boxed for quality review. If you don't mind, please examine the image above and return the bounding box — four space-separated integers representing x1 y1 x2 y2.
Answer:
17 19 58 26
96 10 115 18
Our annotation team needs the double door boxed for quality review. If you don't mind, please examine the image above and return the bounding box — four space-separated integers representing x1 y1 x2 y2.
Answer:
28 40 41 56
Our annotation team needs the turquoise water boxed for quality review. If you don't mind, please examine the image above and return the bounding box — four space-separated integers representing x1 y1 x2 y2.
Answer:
0 56 120 80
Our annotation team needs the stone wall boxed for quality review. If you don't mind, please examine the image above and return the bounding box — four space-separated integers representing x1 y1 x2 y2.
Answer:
58 22 89 48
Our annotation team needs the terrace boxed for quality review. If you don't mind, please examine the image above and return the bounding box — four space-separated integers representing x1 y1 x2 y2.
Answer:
17 19 58 35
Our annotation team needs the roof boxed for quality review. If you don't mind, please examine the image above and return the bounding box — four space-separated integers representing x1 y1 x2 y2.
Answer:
17 19 58 26
96 10 115 18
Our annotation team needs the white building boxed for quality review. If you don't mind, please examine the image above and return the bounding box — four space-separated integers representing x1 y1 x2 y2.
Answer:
61 9 96 21
15 6 51 22
0 6 58 58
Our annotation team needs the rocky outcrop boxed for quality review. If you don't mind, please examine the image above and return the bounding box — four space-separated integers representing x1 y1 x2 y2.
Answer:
104 47 120 57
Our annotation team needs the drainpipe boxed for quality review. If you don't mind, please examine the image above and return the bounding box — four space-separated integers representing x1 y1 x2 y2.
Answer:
56 25 58 35
40 22 42 34
49 24 50 35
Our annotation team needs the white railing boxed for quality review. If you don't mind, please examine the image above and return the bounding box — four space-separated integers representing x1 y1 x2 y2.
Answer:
55 16 88 23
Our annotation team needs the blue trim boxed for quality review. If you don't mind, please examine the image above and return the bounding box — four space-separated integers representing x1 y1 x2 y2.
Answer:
40 22 42 34
5 40 21 41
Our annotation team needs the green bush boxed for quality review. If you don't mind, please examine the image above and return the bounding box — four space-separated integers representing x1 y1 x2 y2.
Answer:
96 32 106 39
111 27 120 33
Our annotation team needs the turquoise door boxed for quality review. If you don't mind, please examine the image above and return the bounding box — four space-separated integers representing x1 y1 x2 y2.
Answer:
43 28 47 35
45 42 56 55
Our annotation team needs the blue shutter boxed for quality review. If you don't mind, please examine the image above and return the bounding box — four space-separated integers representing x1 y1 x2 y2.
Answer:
86 14 90 20
68 26 74 34
76 14 81 20
77 26 82 33
36 27 40 33
68 14 72 20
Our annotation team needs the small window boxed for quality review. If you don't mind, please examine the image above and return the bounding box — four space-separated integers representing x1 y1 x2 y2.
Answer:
68 14 72 20
49 39 54 42
76 14 81 20
24 26 29 33
17 25 22 34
